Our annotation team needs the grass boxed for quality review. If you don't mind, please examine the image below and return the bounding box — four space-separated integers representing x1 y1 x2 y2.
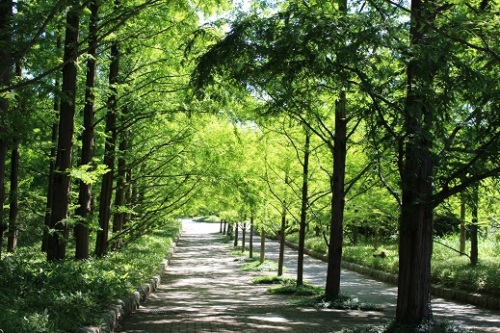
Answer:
287 232 500 297
242 259 280 272
0 223 181 333
252 275 296 285
252 275 381 310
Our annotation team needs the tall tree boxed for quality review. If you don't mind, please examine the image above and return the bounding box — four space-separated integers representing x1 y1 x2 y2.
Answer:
47 1 81 261
324 0 348 300
297 129 310 286
95 32 119 257
395 0 437 324
75 0 99 259
0 0 13 257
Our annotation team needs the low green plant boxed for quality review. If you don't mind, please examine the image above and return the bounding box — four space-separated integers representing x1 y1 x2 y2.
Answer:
268 283 323 296
315 294 381 311
0 223 181 333
252 275 296 285
242 259 279 272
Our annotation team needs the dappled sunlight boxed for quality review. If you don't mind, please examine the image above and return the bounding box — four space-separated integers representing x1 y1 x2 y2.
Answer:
119 221 500 333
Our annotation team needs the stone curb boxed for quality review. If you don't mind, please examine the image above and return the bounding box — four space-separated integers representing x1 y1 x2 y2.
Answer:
283 240 500 311
75 239 178 333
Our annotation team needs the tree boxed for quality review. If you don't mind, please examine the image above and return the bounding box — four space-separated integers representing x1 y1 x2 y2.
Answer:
0 0 13 257
46 1 81 261
95 17 120 257
75 0 99 260
372 0 500 328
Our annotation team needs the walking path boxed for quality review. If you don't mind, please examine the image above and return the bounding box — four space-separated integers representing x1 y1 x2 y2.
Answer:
118 221 500 333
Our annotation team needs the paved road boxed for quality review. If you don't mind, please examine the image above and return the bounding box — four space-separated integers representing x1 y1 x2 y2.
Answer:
118 220 500 332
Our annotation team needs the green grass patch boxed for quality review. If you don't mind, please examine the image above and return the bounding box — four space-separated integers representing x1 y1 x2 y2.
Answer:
242 259 280 272
268 283 324 296
0 223 181 333
288 231 500 298
252 275 296 285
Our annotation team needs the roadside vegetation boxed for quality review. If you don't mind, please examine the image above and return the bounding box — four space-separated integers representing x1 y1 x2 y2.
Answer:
287 232 500 298
0 224 180 333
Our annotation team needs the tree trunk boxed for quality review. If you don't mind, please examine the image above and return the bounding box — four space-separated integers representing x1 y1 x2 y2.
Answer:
7 141 19 252
278 205 286 277
42 76 60 253
459 193 466 254
325 90 347 300
233 222 239 247
0 0 13 257
47 3 80 261
395 0 436 325
75 0 98 259
95 37 120 257
249 216 254 258
470 184 479 266
260 228 265 264
112 131 129 249
241 222 246 252
7 60 21 253
297 130 310 286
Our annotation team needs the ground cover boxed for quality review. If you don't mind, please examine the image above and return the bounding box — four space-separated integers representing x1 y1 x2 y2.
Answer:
287 233 500 297
0 223 180 333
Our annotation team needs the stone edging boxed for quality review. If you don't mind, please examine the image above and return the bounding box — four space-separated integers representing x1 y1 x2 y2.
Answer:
75 239 178 333
284 240 500 311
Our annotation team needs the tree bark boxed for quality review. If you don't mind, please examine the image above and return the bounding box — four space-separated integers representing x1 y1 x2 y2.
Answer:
0 0 13 257
459 193 466 254
325 90 347 300
7 141 19 252
75 0 98 259
241 222 246 252
395 0 436 325
6 59 21 253
47 2 80 261
260 228 265 264
470 184 479 266
278 204 286 277
112 131 129 249
249 215 254 258
297 130 310 286
95 37 119 257
233 222 239 247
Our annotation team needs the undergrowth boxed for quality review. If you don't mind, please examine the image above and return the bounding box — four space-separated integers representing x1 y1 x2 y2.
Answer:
0 224 180 333
287 232 500 297
242 259 280 272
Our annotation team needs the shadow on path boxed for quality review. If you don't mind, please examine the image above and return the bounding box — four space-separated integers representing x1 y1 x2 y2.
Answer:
118 221 500 333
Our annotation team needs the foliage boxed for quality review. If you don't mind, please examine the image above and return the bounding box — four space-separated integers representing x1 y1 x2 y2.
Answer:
252 275 296 285
268 283 323 296
0 224 180 333
242 259 279 272
314 293 381 311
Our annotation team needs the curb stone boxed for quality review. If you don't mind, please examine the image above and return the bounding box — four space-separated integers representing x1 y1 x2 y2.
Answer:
284 240 500 311
75 241 177 333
